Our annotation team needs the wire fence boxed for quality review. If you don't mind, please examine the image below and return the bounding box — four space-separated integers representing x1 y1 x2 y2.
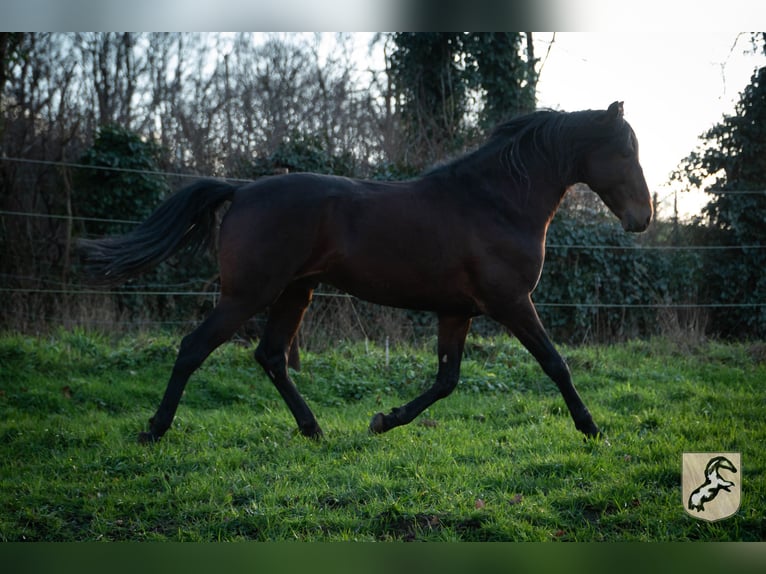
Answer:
3 207 765 253
2 204 764 308
2 155 764 343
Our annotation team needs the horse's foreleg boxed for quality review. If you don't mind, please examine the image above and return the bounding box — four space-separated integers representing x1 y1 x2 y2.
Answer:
490 296 602 440
254 281 322 439
139 297 255 443
370 314 471 434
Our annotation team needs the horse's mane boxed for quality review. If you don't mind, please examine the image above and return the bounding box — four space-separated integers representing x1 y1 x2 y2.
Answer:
492 108 629 186
428 107 631 187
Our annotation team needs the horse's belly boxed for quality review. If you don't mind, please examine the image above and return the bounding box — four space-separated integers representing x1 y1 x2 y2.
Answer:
321 267 479 315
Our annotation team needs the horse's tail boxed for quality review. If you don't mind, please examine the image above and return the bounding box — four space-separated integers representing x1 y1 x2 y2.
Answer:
77 179 238 286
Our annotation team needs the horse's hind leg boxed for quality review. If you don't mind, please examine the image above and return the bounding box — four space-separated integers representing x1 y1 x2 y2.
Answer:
254 280 322 439
139 296 256 443
370 314 472 434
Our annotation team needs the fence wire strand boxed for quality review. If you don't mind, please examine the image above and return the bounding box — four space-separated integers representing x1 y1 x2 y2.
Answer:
2 156 764 333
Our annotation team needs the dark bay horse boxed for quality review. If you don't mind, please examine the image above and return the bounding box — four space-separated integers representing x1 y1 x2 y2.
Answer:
78 101 652 444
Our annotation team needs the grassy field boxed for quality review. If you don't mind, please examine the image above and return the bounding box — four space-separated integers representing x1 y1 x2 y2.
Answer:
0 330 764 541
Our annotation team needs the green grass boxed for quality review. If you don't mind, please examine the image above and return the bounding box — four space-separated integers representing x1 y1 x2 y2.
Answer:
0 330 764 541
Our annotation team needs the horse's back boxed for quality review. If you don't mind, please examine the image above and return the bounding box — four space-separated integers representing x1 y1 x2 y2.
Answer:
217 173 478 312
217 174 392 289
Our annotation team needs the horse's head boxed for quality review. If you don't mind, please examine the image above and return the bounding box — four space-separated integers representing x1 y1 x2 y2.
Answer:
581 101 653 232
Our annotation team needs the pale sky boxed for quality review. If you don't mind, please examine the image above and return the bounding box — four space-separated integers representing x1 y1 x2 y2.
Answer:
533 32 766 219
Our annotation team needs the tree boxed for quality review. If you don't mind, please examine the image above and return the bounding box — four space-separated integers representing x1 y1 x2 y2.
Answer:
674 34 766 337
233 131 356 179
74 124 169 236
387 32 538 168
73 124 220 322
388 33 469 165
467 32 537 128
0 33 24 113
75 33 146 132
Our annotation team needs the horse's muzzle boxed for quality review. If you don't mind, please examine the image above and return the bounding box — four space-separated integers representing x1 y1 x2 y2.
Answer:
621 209 652 233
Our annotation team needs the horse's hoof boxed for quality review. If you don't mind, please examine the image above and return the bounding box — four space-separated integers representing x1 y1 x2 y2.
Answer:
369 412 386 434
303 426 324 441
583 431 610 447
137 431 158 444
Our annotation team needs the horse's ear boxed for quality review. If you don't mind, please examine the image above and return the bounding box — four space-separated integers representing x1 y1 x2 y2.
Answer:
606 101 624 120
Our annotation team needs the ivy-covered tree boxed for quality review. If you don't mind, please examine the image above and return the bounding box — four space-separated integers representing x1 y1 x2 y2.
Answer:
675 34 766 337
467 32 537 128
74 125 218 322
387 32 537 168
74 124 169 236
0 33 25 113
387 33 469 166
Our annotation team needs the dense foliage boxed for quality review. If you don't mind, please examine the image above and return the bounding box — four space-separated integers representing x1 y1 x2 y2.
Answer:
74 124 169 235
674 34 766 338
232 132 357 180
388 32 537 166
74 125 218 323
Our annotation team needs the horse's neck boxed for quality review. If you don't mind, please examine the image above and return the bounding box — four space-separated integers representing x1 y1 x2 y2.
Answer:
430 152 570 232
505 165 571 231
